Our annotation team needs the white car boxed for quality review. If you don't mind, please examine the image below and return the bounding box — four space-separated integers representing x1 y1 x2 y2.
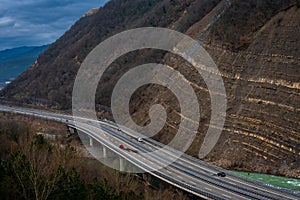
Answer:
138 137 144 142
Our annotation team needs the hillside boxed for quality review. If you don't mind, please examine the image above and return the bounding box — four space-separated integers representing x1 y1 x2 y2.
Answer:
1 0 300 177
0 45 48 89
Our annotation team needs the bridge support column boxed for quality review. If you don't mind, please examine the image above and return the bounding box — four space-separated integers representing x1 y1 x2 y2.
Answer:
89 137 93 147
119 158 125 171
102 146 107 158
68 127 75 134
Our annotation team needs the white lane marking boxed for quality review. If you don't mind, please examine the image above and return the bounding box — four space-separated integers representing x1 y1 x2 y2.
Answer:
190 181 196 185
187 165 195 169
222 194 232 199
229 182 236 186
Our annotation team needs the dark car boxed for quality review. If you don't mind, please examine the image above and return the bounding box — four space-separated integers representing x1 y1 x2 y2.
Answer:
217 172 226 177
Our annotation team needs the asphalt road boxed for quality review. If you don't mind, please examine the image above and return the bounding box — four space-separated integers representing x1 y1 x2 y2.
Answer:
0 105 299 200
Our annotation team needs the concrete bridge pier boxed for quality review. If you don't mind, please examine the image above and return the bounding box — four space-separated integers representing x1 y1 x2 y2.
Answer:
120 158 125 171
89 137 93 147
67 126 76 134
103 146 107 158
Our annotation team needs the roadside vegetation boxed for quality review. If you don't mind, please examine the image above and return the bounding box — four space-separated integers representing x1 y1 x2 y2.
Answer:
0 112 192 200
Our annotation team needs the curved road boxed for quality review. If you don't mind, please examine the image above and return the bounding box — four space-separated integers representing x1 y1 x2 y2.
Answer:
0 105 299 200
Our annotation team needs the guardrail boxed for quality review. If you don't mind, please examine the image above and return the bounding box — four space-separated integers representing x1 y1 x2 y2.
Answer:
1 105 299 200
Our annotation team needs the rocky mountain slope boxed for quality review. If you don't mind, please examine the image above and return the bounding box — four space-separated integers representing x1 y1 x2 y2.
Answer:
2 0 300 177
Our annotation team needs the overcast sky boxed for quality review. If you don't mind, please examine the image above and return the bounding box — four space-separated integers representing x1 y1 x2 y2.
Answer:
0 0 108 51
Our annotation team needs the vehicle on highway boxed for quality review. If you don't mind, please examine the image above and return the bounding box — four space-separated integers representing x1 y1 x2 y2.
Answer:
217 172 226 177
119 144 138 153
138 137 144 142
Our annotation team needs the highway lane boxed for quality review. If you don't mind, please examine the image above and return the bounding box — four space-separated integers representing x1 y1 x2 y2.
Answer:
0 105 299 200
97 124 298 200
75 115 300 199
89 119 298 199
138 137 299 199
74 122 249 200
110 130 260 199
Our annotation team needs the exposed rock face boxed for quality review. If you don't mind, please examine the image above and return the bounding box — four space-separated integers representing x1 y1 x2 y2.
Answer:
2 0 299 177
202 4 300 176
83 8 100 17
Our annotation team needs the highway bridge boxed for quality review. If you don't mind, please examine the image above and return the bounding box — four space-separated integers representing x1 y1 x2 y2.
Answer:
0 105 299 200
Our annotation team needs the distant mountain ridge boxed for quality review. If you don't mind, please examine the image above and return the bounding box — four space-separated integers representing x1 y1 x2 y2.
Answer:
0 45 48 89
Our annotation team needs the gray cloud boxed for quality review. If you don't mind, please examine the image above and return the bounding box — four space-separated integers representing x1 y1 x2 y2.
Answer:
0 0 108 50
